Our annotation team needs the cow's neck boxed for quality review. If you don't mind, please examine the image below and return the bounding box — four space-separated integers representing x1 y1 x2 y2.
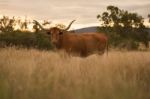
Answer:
57 34 65 49
57 33 69 49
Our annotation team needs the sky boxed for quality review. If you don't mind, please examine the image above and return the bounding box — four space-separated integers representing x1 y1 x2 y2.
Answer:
0 0 150 29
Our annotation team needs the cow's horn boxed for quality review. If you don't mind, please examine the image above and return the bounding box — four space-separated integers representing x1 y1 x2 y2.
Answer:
64 20 76 31
33 20 47 31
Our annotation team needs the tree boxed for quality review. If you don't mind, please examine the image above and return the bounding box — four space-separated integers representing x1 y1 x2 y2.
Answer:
0 16 16 32
20 20 28 31
97 5 144 29
42 20 51 26
148 14 150 23
97 5 148 49
33 22 40 33
55 23 66 29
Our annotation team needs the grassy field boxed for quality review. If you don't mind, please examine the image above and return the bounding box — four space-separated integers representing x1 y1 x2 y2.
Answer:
0 47 150 99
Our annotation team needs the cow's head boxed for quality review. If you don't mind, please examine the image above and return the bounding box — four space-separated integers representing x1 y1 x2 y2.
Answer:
33 20 75 45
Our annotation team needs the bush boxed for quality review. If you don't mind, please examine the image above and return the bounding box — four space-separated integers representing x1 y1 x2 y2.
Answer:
0 31 53 50
35 32 52 50
98 27 141 50
117 39 139 50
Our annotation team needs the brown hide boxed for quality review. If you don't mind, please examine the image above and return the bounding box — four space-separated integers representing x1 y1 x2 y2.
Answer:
54 32 108 57
33 20 108 57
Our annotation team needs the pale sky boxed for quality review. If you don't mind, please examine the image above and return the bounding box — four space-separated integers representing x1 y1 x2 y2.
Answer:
0 0 150 28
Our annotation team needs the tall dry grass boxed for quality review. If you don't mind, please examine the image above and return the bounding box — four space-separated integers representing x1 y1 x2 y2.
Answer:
0 47 150 99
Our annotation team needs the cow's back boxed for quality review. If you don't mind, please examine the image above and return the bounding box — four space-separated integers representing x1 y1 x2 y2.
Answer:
59 32 108 57
81 33 107 54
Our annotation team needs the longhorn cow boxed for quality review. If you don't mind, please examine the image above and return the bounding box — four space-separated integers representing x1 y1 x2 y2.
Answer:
33 20 108 57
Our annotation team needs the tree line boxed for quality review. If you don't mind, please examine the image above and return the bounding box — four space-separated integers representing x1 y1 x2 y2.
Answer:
0 16 52 32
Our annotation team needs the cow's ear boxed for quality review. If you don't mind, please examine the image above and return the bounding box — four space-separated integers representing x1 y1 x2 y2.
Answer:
59 31 63 35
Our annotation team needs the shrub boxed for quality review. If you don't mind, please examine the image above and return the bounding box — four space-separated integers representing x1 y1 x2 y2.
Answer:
0 31 53 50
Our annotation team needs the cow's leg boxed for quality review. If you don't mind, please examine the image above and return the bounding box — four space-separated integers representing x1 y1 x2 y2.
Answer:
66 49 72 57
98 50 105 55
98 46 105 55
97 43 107 55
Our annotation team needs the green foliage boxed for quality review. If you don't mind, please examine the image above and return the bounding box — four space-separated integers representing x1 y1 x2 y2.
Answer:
97 5 149 50
97 5 145 29
0 16 15 32
0 16 52 50
0 16 32 32
98 27 140 50
0 16 50 33
35 32 52 50
0 31 53 50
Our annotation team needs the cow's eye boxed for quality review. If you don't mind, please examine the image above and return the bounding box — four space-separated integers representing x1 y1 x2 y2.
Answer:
59 31 63 35
47 32 51 35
